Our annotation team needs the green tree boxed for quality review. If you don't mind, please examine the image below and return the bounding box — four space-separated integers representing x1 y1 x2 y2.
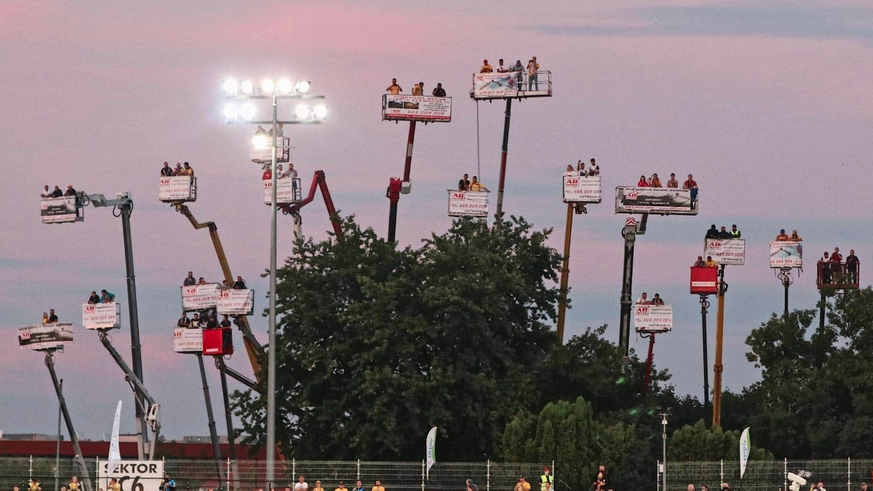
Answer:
232 216 562 460
669 420 772 461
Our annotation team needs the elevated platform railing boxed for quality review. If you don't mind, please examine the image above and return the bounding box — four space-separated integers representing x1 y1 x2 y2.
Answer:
264 177 302 205
447 189 489 218
159 176 197 203
817 261 860 289
470 70 552 100
41 196 83 224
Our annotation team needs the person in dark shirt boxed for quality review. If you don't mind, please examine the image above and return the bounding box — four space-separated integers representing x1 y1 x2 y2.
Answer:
819 252 832 284
205 315 219 329
177 312 191 328
160 162 174 176
88 291 101 304
718 226 731 239
191 313 201 328
846 249 859 284
64 185 77 197
705 225 719 239
101 290 116 303
51 186 63 198
220 314 232 328
458 174 470 191
48 309 59 323
693 256 706 267
651 293 665 305
183 272 196 286
432 83 446 97
233 276 247 289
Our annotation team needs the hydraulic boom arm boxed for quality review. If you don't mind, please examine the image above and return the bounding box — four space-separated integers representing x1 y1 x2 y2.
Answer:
280 170 344 241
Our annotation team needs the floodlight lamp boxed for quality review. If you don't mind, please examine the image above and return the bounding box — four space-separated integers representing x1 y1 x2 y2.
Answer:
223 104 238 121
223 79 238 96
295 104 311 120
313 104 328 119
240 80 254 95
296 81 310 93
251 133 268 149
240 103 256 121
277 78 294 95
261 78 276 94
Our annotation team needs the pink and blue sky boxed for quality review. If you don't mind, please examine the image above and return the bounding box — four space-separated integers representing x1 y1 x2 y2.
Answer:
2 0 872 441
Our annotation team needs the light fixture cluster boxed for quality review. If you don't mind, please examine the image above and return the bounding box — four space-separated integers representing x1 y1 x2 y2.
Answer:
223 78 311 96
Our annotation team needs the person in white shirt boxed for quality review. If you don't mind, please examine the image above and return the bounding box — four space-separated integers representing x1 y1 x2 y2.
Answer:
636 292 650 305
496 59 507 73
294 476 308 491
564 165 578 177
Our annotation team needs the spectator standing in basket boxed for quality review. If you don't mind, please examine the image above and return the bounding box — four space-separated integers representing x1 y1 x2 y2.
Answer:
527 56 539 90
847 250 859 284
42 312 49 324
41 185 51 197
88 291 101 304
480 59 493 73
161 162 174 177
294 476 308 491
412 83 423 96
651 174 663 187
65 185 77 197
198 277 207 285
652 293 665 306
776 229 790 241
177 312 191 328
636 292 650 304
48 309 58 323
371 481 384 491
386 79 402 95
432 83 446 97
101 290 115 302
718 226 731 239
220 315 231 328
191 313 200 328
233 276 247 289
469 176 489 192
693 256 706 267
497 59 508 72
789 229 802 241
637 175 649 187
51 186 64 197
705 256 718 268
205 314 219 329
564 165 578 177
512 60 524 88
730 225 741 238
589 158 600 176
183 271 196 286
577 161 586 175
262 166 271 180
667 173 679 188
173 163 183 175
819 252 832 284
683 174 698 189
182 162 193 176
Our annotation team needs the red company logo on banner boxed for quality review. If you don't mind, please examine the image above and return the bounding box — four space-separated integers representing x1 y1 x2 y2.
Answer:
451 192 466 200
83 305 95 314
635 306 649 315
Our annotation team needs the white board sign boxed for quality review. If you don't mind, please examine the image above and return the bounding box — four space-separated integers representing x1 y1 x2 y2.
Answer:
770 241 803 268
18 323 73 350
447 190 489 217
563 175 602 203
181 284 220 311
173 328 203 353
251 137 290 164
217 289 254 316
98 460 164 491
263 177 300 205
41 197 79 224
82 303 121 330
704 239 745 266
382 95 452 122
634 305 673 333
615 187 697 215
158 176 196 202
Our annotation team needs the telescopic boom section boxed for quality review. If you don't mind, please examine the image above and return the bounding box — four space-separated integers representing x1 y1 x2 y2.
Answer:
281 170 345 241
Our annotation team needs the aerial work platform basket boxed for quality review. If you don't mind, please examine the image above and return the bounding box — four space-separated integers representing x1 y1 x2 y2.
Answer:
470 71 552 100
264 177 302 205
563 175 602 204
159 176 197 203
614 187 698 215
41 196 83 224
447 190 489 218
382 95 452 123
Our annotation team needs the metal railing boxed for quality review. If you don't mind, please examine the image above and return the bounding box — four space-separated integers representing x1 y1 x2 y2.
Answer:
662 459 866 491
816 261 860 289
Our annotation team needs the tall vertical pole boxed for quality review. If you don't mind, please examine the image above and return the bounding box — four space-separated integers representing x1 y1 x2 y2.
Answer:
216 358 238 461
699 295 711 425
266 94 279 489
712 265 726 427
619 216 646 358
820 291 826 329
56 379 62 491
556 203 575 342
403 121 416 182
196 354 223 481
387 199 398 242
495 99 512 217
661 413 668 491
45 353 93 491
120 204 148 460
784 281 789 317
643 334 656 393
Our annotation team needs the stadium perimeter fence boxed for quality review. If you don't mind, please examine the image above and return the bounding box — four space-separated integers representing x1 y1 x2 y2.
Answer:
661 459 870 491
0 457 553 491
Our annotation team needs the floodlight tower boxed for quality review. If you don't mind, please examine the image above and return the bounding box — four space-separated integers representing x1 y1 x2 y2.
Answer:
222 76 327 488
381 91 452 242
469 67 552 217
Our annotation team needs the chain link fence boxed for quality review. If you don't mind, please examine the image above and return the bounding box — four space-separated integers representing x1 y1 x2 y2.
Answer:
0 458 551 491
663 459 869 491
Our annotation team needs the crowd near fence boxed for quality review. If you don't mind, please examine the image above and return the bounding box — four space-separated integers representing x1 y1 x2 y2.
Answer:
0 458 553 491
661 459 870 491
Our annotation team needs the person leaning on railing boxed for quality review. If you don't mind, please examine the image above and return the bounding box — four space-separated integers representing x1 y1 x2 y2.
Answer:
468 176 489 192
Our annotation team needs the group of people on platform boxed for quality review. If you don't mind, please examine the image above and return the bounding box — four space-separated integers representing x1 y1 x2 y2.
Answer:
262 163 298 181
87 289 116 304
705 224 742 239
457 174 490 192
182 271 247 290
385 78 447 97
479 57 541 91
774 229 802 241
819 247 860 285
41 308 59 324
636 292 666 305
693 255 720 268
160 161 194 177
564 158 601 177
636 173 697 190
177 311 232 329
40 184 77 198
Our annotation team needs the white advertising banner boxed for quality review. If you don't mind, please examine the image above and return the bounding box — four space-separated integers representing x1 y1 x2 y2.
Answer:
563 175 602 203
173 328 203 353
263 177 300 205
447 190 489 217
158 176 196 202
770 241 803 268
181 284 220 311
251 137 290 164
98 460 164 491
634 305 673 333
473 72 522 99
705 239 746 266
615 187 697 215
82 303 121 330
41 197 79 224
217 289 254 316
382 95 452 122
18 323 73 350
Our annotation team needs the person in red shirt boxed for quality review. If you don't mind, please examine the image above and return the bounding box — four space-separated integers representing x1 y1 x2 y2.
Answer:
683 174 697 189
831 247 843 276
262 167 271 180
637 175 649 187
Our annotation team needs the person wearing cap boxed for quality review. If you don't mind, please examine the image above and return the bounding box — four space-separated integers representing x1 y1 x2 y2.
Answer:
480 60 493 73
540 468 553 491
334 482 347 491
64 185 78 197
776 229 789 241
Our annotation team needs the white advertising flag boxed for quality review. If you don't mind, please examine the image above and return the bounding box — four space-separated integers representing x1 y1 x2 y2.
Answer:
739 427 751 480
107 401 122 477
426 427 437 479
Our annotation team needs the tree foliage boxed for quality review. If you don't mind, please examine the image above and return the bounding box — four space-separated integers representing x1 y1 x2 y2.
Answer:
669 420 773 461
